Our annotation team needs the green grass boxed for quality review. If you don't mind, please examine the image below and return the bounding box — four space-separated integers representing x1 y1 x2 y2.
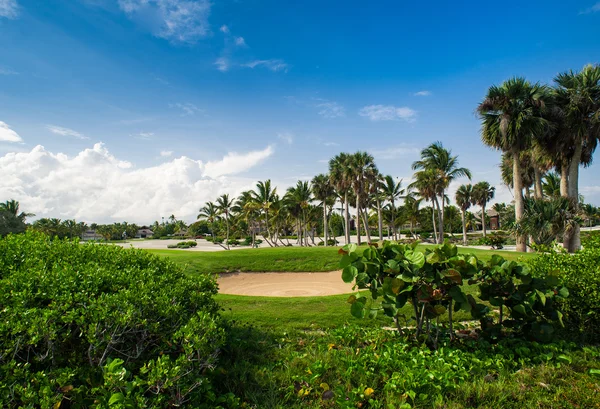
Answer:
149 244 536 275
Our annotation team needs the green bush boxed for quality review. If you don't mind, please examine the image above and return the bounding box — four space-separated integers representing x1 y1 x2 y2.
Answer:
227 239 240 246
0 232 232 408
528 235 600 342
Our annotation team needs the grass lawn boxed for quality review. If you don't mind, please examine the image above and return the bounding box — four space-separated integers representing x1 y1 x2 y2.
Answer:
149 244 536 275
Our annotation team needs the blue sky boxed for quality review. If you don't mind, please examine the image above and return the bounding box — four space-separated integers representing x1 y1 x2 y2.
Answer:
1 0 599 223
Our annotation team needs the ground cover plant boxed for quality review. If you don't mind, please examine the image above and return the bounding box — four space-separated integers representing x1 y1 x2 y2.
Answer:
0 232 230 408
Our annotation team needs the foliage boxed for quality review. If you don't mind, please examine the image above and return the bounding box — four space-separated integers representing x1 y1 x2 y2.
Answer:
0 210 26 237
340 241 565 343
476 233 507 249
0 232 228 408
528 235 600 342
167 240 198 249
515 197 579 246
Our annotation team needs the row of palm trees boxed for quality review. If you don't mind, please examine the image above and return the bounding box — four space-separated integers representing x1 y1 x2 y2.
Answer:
197 146 496 249
478 64 600 252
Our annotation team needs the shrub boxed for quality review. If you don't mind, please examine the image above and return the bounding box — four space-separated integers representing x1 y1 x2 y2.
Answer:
227 239 240 246
420 232 432 240
528 236 600 342
0 232 230 408
318 239 339 246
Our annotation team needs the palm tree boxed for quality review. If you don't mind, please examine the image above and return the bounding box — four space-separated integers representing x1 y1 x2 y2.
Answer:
329 153 353 244
581 203 598 228
348 152 378 246
553 64 600 251
455 184 473 245
472 182 495 237
542 172 561 199
251 180 277 246
478 77 550 252
518 197 579 247
0 199 35 222
409 169 442 243
311 174 335 246
284 181 312 246
381 175 403 240
412 142 471 243
234 190 260 247
198 202 220 240
216 194 235 250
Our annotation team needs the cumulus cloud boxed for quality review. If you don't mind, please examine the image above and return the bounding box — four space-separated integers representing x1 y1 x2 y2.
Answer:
214 57 229 72
0 0 18 19
243 59 289 72
118 0 211 44
0 143 274 223
47 125 88 140
359 105 417 122
0 121 23 143
414 90 431 96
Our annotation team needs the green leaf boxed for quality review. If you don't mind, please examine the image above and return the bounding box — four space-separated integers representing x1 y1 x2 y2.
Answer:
557 354 572 364
391 278 404 294
589 369 600 377
535 289 546 306
405 250 425 269
556 310 564 327
513 304 527 316
347 295 357 304
368 309 378 319
339 254 352 269
558 287 569 298
546 270 560 286
342 265 358 283
350 302 365 319
449 286 467 304
109 393 125 406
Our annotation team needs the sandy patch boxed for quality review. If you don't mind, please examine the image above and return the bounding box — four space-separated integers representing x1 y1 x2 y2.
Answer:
217 271 353 297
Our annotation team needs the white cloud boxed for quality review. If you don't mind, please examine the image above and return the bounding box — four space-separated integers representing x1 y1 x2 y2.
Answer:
323 142 339 147
160 150 173 157
359 105 417 122
0 121 23 143
234 36 246 46
170 102 203 116
277 132 293 145
0 0 18 19
219 24 229 33
214 57 229 72
371 143 419 160
46 125 88 140
132 132 154 140
315 101 345 118
0 143 274 223
243 59 289 72
580 2 600 14
414 90 431 96
118 0 211 44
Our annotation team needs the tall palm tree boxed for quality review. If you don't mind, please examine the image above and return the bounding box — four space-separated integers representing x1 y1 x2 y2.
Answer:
348 151 378 246
455 184 473 245
329 153 353 244
472 182 495 237
311 174 335 246
478 77 550 252
412 142 471 243
216 194 235 250
234 190 260 247
251 180 277 246
409 169 442 243
553 64 600 251
284 181 312 246
381 175 403 240
198 202 220 239
0 199 35 222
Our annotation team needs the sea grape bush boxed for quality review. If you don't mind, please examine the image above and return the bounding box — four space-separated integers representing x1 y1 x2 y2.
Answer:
0 232 234 408
340 240 567 343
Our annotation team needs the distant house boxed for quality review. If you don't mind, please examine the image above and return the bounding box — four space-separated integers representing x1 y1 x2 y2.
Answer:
135 227 154 239
81 230 103 241
476 209 500 231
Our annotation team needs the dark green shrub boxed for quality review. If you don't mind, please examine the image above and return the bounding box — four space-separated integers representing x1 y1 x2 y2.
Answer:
227 239 240 246
528 236 600 342
0 211 26 237
0 232 231 408
420 232 432 240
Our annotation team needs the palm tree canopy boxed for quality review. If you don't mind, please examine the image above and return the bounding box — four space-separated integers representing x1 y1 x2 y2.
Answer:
542 172 561 198
478 77 551 154
455 184 473 212
381 175 404 204
472 181 495 207
311 173 335 204
0 199 35 222
412 142 472 189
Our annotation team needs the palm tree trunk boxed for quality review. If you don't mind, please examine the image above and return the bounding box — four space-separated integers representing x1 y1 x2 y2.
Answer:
391 201 396 240
481 203 487 238
513 151 527 252
323 203 328 246
362 209 371 243
344 193 350 244
461 210 467 246
225 214 230 250
439 191 445 242
431 202 438 244
433 196 443 243
565 140 583 252
355 194 361 245
377 198 383 241
533 166 543 199
560 161 569 197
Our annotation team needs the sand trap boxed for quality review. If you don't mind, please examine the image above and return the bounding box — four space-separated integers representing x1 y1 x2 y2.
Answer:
217 271 353 297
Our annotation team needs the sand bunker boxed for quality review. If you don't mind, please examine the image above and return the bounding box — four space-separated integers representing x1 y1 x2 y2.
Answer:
217 271 353 297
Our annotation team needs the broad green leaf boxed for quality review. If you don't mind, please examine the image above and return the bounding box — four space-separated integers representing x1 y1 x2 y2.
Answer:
557 354 572 364
558 287 569 298
434 305 446 316
342 265 358 283
350 302 365 319
589 369 600 377
347 295 357 304
368 308 378 319
109 393 125 406
535 289 546 306
405 250 425 269
513 304 527 316
449 286 467 304
391 278 404 294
